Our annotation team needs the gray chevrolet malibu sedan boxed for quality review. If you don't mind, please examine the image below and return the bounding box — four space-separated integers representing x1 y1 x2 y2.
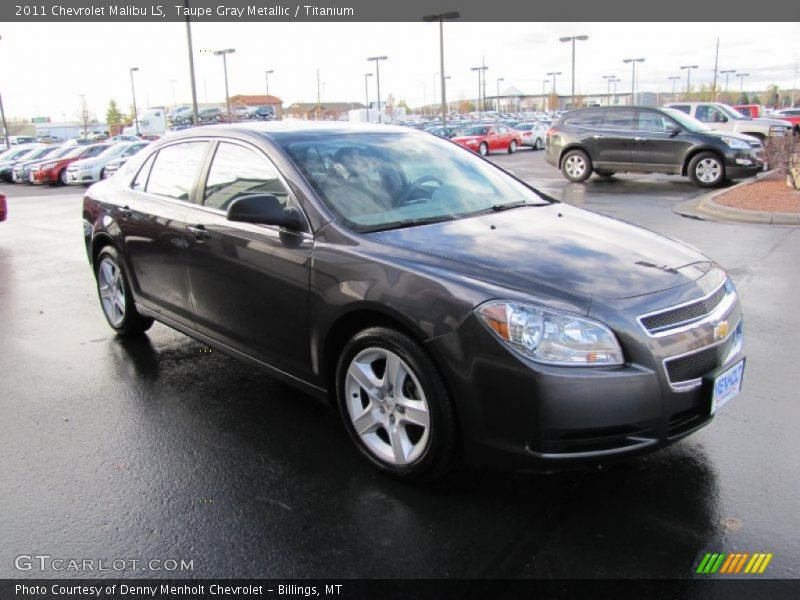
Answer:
82 121 745 481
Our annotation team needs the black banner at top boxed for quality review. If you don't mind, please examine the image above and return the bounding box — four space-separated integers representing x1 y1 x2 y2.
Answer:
3 0 796 22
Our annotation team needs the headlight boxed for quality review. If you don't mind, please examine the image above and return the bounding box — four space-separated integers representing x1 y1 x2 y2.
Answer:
476 300 624 366
769 125 789 135
721 136 751 150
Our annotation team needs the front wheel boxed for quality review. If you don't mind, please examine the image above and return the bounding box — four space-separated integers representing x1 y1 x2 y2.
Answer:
336 327 458 482
561 149 593 183
688 152 725 188
478 142 489 156
534 138 543 150
58 169 68 186
508 140 518 154
95 246 154 336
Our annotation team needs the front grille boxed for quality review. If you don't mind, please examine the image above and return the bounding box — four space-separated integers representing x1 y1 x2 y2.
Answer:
665 333 736 384
641 283 728 334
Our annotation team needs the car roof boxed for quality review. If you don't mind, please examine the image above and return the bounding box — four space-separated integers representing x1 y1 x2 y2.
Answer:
164 120 425 141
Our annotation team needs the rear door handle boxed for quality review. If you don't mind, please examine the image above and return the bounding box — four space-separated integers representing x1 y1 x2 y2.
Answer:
634 137 646 141
187 224 210 241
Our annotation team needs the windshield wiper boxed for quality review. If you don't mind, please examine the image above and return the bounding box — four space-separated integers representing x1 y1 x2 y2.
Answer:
466 200 534 218
359 214 457 233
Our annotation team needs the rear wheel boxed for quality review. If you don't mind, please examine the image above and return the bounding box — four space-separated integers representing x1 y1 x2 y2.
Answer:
336 327 458 482
561 149 593 183
508 140 518 154
94 246 153 336
478 142 489 156
688 152 725 188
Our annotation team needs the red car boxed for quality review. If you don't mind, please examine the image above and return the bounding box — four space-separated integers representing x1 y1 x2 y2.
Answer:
0 193 6 222
771 108 800 134
30 143 110 186
451 124 522 156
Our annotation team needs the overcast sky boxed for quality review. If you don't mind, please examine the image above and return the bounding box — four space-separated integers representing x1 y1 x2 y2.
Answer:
1 21 798 120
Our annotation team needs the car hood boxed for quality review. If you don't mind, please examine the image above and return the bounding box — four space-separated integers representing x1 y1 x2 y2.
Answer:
367 203 712 302
451 135 484 143
751 116 793 127
703 130 759 144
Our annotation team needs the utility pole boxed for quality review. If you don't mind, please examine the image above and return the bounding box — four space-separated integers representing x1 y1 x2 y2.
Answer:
668 75 680 101
602 75 616 105
213 48 235 122
680 64 698 97
184 0 199 126
542 79 549 111
496 77 504 111
547 71 561 109
712 37 720 97
367 56 388 123
364 72 372 121
720 69 735 95
623 58 645 106
423 11 459 126
129 67 140 135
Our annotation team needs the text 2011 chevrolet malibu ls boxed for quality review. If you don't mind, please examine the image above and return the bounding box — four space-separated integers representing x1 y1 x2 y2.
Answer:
82 122 745 481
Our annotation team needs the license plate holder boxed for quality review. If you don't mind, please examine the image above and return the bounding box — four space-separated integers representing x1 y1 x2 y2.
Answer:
708 359 745 415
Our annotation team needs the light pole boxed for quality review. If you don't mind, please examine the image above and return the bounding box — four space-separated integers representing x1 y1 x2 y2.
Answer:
547 71 561 109
559 35 589 108
364 72 373 121
680 64 698 96
602 74 616 105
367 56 388 123
542 79 549 111
444 75 452 113
623 58 645 105
129 67 140 135
720 69 735 93
667 75 680 101
471 66 482 113
264 69 274 99
183 0 199 126
423 11 459 126
496 77 504 111
736 72 750 98
213 48 235 122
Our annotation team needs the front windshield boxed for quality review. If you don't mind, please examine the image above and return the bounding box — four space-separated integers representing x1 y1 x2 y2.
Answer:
662 109 712 133
97 144 129 159
277 131 549 232
464 126 489 136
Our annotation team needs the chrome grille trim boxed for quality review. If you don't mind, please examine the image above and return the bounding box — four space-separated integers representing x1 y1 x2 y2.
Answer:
663 321 743 392
638 280 733 338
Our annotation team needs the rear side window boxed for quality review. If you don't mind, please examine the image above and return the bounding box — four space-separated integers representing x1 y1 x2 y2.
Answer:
637 111 674 133
131 152 156 192
145 142 209 201
203 142 289 211
737 107 753 117
563 110 603 128
81 146 108 159
600 110 636 130
695 105 727 124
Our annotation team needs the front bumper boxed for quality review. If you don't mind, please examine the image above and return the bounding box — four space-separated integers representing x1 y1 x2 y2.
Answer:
426 271 744 469
66 166 100 185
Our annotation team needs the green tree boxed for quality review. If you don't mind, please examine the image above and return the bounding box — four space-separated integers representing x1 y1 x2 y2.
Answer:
738 92 749 104
751 95 761 105
106 99 123 126
765 84 780 108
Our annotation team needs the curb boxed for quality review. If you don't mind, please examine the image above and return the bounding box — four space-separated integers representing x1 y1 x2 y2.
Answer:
673 170 800 226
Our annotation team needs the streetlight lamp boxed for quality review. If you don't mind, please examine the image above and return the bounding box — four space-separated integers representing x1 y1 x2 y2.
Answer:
129 67 140 135
559 35 589 108
213 48 236 122
736 72 750 98
496 77 504 112
423 11 459 126
680 64 698 96
547 71 562 109
602 74 616 105
720 69 736 93
364 73 373 121
622 58 645 105
367 55 388 123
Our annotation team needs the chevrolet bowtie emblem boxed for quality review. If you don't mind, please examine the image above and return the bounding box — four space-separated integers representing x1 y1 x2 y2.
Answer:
714 320 729 341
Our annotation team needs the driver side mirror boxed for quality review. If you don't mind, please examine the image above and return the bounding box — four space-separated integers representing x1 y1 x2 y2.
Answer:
666 125 682 137
226 194 303 230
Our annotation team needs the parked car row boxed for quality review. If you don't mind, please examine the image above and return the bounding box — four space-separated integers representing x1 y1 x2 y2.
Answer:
169 104 277 127
0 138 151 186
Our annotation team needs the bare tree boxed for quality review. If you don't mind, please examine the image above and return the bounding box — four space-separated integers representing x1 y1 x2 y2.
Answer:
764 135 800 189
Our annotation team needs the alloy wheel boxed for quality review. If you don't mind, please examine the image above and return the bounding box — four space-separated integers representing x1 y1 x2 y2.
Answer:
695 158 721 184
97 257 126 327
564 154 587 178
344 347 431 465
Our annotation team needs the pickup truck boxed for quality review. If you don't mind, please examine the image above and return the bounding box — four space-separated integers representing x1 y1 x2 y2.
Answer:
770 108 800 134
732 104 767 118
664 102 793 140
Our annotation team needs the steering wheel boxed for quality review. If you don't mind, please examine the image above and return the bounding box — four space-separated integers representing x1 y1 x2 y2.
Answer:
396 175 443 206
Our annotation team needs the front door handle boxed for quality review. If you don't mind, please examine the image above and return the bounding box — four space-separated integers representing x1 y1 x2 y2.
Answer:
634 137 646 141
120 205 133 218
187 224 210 241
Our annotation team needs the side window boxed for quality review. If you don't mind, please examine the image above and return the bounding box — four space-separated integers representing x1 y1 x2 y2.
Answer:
564 111 603 128
695 105 726 123
131 151 156 192
637 112 672 132
145 142 209 201
738 107 752 117
600 110 636 130
669 105 690 115
203 142 290 212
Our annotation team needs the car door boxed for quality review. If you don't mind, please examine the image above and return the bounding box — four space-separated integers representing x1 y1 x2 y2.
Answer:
115 141 210 326
485 127 500 151
631 110 692 172
593 109 636 168
183 140 313 379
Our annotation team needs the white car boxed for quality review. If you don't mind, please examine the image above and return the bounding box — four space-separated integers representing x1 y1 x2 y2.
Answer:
514 121 548 150
109 135 141 143
65 143 137 185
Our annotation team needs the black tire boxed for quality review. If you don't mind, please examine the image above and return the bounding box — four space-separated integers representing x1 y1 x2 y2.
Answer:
560 149 593 183
688 151 725 188
335 326 459 482
508 140 518 154
595 169 615 178
478 142 489 156
534 138 543 150
94 246 154 336
58 169 68 186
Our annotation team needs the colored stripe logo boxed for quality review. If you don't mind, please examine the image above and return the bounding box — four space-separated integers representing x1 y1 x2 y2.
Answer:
696 552 773 574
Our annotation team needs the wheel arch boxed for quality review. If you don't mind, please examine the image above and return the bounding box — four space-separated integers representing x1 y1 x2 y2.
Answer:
681 147 725 176
557 143 589 169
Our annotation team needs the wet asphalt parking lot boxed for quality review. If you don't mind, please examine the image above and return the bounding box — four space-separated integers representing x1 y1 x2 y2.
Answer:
1 149 799 585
